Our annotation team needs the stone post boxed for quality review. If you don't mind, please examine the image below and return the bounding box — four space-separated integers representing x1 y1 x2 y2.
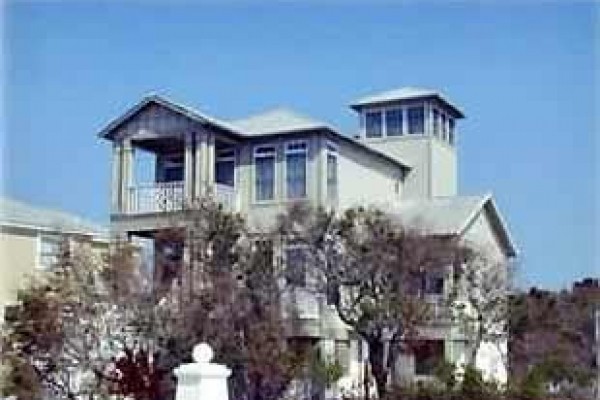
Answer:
174 343 231 400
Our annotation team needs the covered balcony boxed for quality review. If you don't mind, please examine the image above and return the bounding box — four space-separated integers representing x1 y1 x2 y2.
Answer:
112 133 239 215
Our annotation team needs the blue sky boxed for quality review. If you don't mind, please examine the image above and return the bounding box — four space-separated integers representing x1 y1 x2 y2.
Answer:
2 2 597 289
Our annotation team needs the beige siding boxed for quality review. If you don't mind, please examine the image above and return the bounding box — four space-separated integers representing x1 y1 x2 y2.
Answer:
0 228 38 313
336 138 402 210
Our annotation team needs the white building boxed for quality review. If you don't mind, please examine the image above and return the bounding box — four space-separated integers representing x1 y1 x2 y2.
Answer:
98 87 516 385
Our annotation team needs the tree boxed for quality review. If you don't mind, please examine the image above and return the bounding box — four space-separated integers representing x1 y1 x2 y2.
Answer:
276 205 464 398
449 250 510 372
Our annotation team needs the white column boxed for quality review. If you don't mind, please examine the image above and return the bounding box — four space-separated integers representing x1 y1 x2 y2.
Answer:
174 343 231 400
194 132 204 199
111 142 123 213
206 134 215 195
121 139 134 213
184 134 194 205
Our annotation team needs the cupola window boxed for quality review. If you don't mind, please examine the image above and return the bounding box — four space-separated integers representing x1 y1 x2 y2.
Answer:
385 108 403 136
365 111 383 138
407 106 425 135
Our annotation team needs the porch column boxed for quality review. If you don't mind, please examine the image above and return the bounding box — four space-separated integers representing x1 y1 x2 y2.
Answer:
193 132 205 199
184 134 194 205
206 134 215 195
121 139 134 213
111 142 123 213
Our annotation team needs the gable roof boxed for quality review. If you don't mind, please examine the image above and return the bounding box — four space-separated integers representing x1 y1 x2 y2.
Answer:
391 194 516 257
97 94 246 139
230 108 332 136
350 86 465 118
98 95 411 171
0 197 108 239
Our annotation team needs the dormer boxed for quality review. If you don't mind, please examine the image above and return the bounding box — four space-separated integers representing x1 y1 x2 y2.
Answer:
350 87 464 144
350 88 465 199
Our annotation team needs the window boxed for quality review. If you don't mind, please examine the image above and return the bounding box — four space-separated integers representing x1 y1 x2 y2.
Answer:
160 156 184 182
285 244 307 286
254 146 276 201
39 235 62 269
441 113 449 141
448 118 455 145
385 108 403 136
365 111 383 138
414 340 445 376
286 141 307 199
432 108 440 137
216 148 235 187
326 142 338 201
407 106 425 135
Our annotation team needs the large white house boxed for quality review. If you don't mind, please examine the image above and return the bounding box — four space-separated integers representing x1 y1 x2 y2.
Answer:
98 87 516 386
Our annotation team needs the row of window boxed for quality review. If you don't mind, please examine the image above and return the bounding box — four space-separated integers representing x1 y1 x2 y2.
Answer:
364 105 455 144
254 141 338 202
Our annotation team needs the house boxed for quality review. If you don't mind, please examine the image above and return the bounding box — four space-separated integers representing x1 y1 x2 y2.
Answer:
0 197 109 322
98 87 516 385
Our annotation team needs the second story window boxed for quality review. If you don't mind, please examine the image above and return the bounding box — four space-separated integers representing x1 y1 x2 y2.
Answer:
365 111 383 138
39 234 62 270
216 148 235 187
326 142 338 201
407 106 425 135
286 141 307 199
254 146 276 201
432 108 440 137
385 108 403 136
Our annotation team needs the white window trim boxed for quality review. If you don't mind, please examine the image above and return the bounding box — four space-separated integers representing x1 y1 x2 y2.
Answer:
284 140 308 200
325 141 339 202
253 145 277 203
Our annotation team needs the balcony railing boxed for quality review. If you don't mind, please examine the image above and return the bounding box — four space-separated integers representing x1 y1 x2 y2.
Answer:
127 181 185 214
126 182 238 214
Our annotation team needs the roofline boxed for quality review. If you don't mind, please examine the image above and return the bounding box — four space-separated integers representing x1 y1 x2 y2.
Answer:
97 94 247 140
457 193 518 258
97 95 412 171
349 93 465 119
1 221 109 241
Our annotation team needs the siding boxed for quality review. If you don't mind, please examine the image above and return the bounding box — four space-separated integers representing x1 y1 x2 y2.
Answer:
0 227 38 314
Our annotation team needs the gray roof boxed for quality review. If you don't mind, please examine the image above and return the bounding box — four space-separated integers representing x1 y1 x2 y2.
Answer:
98 95 411 170
0 197 108 239
391 194 516 257
230 108 332 135
349 86 465 118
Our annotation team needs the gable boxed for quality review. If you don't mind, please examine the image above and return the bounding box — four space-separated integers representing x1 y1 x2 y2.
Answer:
461 201 516 260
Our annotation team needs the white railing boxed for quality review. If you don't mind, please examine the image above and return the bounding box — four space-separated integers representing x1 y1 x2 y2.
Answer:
214 183 237 211
127 181 184 214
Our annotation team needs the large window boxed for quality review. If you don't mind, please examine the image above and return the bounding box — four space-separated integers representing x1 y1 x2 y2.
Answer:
216 148 235 187
285 244 307 286
286 141 307 199
254 146 276 201
385 108 403 136
365 111 383 138
326 142 338 201
407 106 425 135
39 234 62 269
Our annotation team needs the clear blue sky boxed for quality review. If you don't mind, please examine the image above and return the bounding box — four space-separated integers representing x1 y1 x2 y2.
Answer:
2 2 597 289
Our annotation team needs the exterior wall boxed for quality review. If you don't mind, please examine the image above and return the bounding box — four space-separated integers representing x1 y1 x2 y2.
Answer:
462 207 507 263
364 136 457 200
0 227 38 319
336 137 403 210
430 139 457 197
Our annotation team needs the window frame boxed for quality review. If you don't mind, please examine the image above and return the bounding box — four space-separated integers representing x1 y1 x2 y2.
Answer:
254 145 277 202
37 233 63 270
215 147 236 187
284 140 308 200
326 141 338 202
407 106 425 135
385 108 403 136
365 110 383 138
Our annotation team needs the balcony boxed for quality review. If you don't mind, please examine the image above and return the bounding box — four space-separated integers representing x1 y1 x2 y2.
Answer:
126 182 237 214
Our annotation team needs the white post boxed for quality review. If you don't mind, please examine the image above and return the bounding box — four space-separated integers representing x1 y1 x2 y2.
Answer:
174 343 231 400
184 134 194 205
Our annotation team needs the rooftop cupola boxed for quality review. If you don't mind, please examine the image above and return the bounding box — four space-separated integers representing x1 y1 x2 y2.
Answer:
350 87 465 199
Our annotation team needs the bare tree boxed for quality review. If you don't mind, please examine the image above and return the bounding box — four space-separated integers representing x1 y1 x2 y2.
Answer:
276 205 464 398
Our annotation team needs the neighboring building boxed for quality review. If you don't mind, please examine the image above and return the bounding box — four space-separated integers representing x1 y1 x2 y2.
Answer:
98 87 516 385
0 197 108 321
